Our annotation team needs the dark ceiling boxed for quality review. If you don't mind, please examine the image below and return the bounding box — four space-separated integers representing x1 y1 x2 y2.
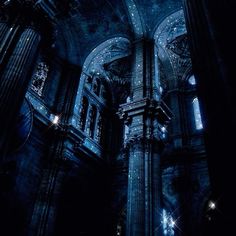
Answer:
52 0 183 65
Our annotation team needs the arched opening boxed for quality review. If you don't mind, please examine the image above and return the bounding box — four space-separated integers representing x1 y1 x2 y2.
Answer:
86 105 97 138
72 37 131 154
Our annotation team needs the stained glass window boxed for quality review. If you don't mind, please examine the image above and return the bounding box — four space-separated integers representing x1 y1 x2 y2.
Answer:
31 62 49 96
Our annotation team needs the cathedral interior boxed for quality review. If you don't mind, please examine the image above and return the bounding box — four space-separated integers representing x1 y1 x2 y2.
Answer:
0 0 235 236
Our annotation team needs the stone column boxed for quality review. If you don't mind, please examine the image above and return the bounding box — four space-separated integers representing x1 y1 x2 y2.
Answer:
0 26 41 156
0 3 9 40
0 25 20 65
0 0 57 157
119 39 170 236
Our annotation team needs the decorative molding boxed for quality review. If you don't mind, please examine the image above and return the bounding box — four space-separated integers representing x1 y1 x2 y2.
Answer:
118 98 172 125
166 34 190 58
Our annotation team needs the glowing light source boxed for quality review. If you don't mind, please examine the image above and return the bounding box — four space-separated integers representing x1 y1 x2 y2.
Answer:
170 219 176 227
188 75 196 85
162 209 175 235
161 126 167 132
52 115 59 125
193 97 203 130
208 201 216 210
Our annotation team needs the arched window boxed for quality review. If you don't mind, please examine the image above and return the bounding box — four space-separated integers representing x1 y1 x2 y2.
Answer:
79 96 88 131
86 105 97 138
31 62 49 96
188 74 196 85
193 97 203 130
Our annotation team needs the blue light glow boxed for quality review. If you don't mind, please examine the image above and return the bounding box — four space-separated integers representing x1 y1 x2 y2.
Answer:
193 97 203 130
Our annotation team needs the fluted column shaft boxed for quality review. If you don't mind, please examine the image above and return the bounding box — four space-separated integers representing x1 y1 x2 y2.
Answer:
0 27 41 155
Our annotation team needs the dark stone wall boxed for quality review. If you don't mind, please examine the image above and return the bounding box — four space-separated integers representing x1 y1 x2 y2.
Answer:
183 1 236 234
0 118 48 235
53 158 111 236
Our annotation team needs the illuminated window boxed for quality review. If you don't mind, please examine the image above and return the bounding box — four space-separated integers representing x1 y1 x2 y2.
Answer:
124 124 129 141
160 86 163 94
188 74 196 85
95 112 103 144
86 105 97 138
161 209 175 236
193 97 203 130
160 125 167 139
31 62 49 96
126 96 131 103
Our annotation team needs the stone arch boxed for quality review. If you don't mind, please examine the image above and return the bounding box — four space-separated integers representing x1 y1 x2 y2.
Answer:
72 37 131 126
123 0 145 38
153 10 189 91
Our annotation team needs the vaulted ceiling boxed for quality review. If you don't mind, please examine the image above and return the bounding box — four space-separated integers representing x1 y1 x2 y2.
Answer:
52 0 183 65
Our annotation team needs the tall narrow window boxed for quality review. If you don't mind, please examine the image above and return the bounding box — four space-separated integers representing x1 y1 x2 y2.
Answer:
79 97 88 131
193 97 203 130
124 124 129 142
95 112 103 144
86 105 97 138
31 62 49 96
